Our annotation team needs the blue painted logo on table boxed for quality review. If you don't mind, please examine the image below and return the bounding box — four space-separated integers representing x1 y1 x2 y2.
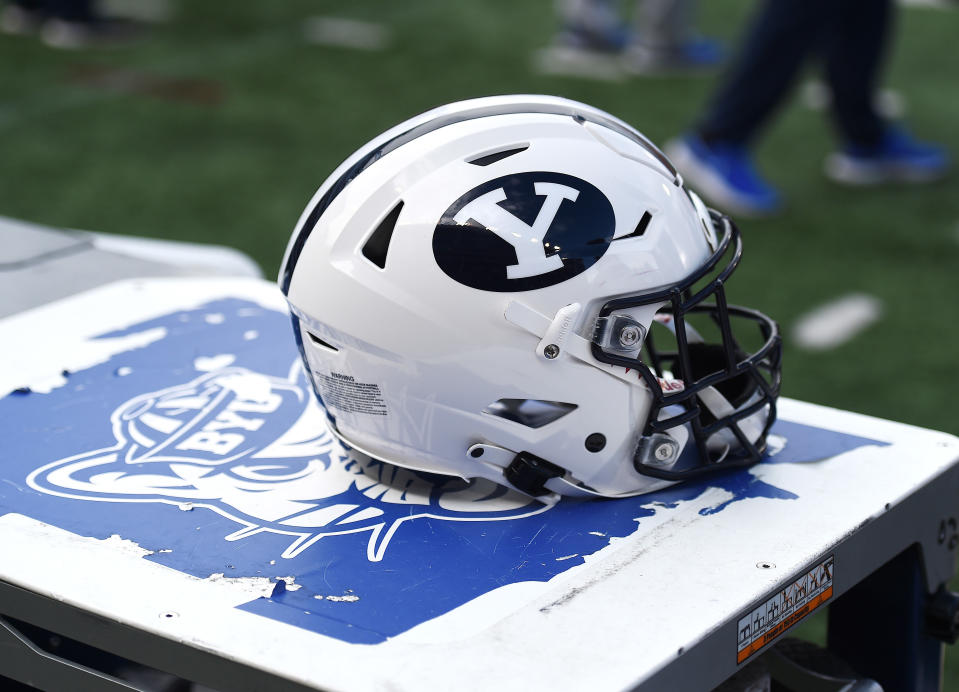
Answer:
0 299 885 644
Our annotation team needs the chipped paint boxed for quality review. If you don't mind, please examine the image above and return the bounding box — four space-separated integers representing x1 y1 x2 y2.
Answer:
0 278 284 398
194 354 236 371
276 576 301 591
100 533 156 558
203 573 300 598
316 594 360 603
5 327 166 395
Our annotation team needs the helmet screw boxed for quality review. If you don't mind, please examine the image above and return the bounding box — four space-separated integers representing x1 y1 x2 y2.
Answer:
654 443 674 462
618 325 642 348
543 344 560 359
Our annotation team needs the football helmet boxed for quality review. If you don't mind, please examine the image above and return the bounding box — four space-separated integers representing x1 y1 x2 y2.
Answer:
280 95 781 500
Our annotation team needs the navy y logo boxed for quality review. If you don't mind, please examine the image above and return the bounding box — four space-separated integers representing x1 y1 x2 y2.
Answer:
453 183 578 279
434 172 616 292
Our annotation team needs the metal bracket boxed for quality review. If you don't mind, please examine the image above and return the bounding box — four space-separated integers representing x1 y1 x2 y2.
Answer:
0 616 147 691
593 313 646 357
634 433 679 469
764 638 882 691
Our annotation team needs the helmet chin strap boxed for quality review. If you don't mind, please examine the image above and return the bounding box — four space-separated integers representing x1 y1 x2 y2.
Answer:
465 441 673 500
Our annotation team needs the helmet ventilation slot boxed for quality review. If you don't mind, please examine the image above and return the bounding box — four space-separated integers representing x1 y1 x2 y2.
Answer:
307 331 339 352
611 210 653 243
361 200 404 269
483 398 576 429
466 144 529 167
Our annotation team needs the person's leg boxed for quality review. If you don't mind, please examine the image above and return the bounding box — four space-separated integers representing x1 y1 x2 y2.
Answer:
0 0 44 35
822 0 891 149
664 0 831 215
627 0 722 71
697 0 829 147
554 0 629 51
821 0 948 183
44 0 95 22
636 0 688 52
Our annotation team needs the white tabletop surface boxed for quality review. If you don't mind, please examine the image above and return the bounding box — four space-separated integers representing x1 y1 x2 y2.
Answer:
1 278 957 691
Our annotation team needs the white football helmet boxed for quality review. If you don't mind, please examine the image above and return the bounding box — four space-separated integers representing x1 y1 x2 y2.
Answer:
280 95 781 501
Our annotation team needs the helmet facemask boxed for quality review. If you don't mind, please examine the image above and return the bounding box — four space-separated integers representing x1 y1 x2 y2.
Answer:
591 211 782 482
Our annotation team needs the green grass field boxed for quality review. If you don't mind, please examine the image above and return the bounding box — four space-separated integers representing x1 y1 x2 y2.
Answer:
1 0 957 687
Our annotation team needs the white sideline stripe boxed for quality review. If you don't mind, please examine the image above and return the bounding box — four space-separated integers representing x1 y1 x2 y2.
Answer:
302 17 390 51
801 80 905 119
792 293 883 351
99 0 174 22
899 0 954 8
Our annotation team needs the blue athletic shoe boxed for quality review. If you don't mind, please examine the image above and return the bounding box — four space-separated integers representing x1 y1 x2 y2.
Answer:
825 127 950 185
677 36 724 67
665 135 782 217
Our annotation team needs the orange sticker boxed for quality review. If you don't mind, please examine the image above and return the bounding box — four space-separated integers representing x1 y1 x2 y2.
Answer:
736 555 834 664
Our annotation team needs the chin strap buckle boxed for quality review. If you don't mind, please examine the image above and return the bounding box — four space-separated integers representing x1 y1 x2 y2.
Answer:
505 452 565 497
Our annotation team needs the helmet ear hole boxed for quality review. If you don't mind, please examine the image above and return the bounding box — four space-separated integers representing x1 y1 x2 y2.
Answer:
483 399 577 429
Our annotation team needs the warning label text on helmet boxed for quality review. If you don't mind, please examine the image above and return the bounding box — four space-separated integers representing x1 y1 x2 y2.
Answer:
316 372 387 416
736 555 834 664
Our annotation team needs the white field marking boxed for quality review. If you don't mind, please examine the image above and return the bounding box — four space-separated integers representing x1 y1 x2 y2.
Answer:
302 17 390 51
792 293 883 351
801 80 905 119
899 0 954 8
531 46 626 82
99 0 174 22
